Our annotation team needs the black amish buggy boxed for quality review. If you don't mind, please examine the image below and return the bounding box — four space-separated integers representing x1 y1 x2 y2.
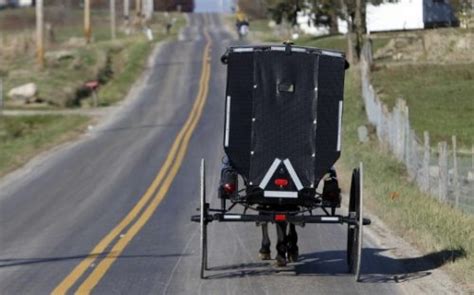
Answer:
191 43 371 280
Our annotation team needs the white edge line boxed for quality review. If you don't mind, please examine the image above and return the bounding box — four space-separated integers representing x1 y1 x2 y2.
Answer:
259 158 282 189
337 100 343 151
321 50 343 58
264 191 298 198
283 159 303 191
224 96 231 147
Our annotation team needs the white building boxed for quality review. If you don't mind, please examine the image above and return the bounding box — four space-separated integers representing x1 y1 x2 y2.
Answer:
366 0 457 33
0 0 33 7
18 0 33 7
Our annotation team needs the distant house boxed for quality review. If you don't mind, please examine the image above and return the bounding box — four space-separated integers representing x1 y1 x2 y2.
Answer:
0 0 33 7
18 0 33 6
366 0 458 33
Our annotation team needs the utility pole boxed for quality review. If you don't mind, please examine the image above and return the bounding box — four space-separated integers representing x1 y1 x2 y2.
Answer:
84 0 92 43
124 0 130 19
355 0 363 60
110 0 116 39
135 0 142 16
135 0 142 27
144 0 153 21
340 0 353 64
36 0 44 68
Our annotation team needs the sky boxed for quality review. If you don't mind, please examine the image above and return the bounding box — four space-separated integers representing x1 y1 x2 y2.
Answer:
194 0 234 13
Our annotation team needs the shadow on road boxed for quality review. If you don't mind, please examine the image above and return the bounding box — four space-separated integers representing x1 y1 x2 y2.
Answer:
205 247 466 282
0 253 191 268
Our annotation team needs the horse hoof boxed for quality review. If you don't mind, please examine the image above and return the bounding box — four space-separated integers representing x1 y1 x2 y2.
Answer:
259 252 271 260
275 255 287 267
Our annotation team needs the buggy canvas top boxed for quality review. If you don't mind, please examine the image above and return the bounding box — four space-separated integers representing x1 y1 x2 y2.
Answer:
221 44 348 201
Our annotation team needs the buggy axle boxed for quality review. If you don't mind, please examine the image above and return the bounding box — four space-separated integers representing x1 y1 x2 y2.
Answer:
191 213 371 226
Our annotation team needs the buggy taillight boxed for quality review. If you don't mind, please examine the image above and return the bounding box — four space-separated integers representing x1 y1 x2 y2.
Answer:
274 178 289 188
274 214 287 221
223 183 236 194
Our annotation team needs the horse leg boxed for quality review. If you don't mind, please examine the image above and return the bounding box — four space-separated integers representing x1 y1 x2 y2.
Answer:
287 223 299 262
259 223 271 260
275 222 288 266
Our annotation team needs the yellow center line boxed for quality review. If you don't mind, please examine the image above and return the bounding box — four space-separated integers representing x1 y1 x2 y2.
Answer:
52 30 212 295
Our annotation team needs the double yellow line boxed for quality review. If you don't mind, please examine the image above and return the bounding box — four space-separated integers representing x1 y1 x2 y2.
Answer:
53 30 213 295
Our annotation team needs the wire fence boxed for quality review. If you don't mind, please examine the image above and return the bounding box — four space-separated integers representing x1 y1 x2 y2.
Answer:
360 43 474 214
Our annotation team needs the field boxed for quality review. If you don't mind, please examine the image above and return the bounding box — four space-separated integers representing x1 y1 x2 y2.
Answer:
371 63 474 148
369 28 474 148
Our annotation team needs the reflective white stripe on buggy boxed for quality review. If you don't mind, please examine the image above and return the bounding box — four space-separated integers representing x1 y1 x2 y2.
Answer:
337 100 343 151
264 191 298 198
291 47 307 53
224 96 231 147
270 46 285 51
233 47 254 53
223 215 241 220
259 158 282 189
321 216 340 222
283 159 303 191
321 50 343 58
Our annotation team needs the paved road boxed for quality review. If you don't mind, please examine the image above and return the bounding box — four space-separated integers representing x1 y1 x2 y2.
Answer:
0 14 438 295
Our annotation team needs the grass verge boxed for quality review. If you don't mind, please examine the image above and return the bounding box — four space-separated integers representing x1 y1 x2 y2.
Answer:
339 68 474 287
0 115 90 176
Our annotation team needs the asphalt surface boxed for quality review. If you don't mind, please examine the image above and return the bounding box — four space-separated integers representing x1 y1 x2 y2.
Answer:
0 14 440 295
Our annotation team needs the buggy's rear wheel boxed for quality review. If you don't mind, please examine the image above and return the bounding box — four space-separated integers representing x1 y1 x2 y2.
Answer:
200 159 208 279
347 162 364 282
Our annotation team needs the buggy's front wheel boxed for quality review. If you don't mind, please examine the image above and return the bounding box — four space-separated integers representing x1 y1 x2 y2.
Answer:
347 162 364 282
200 159 208 279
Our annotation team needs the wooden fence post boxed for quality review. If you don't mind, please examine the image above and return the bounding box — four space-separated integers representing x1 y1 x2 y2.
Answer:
438 142 448 203
36 0 45 68
452 136 460 208
422 131 430 192
0 78 3 116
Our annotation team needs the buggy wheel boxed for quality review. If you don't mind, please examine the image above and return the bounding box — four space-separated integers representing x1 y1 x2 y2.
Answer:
200 159 208 279
347 162 364 282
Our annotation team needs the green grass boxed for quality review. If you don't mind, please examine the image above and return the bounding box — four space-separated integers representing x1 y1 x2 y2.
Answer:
0 115 89 176
339 68 474 287
371 63 474 148
297 34 347 51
